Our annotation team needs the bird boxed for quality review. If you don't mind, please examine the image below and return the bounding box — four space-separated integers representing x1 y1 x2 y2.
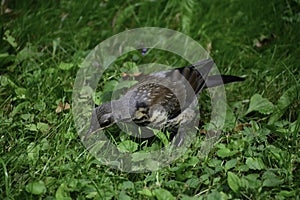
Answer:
86 59 244 146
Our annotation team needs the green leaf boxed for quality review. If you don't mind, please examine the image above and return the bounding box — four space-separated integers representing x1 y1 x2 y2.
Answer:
4 30 17 48
11 101 30 116
138 189 153 197
117 140 138 153
34 101 46 111
25 180 47 195
227 172 241 193
119 191 132 200
186 156 200 167
132 54 140 61
186 178 200 188
59 62 74 70
246 93 274 115
217 147 237 158
64 131 76 139
86 191 98 199
224 105 237 129
131 151 149 162
262 178 283 187
89 140 107 155
0 75 17 87
41 138 50 150
225 159 237 170
16 43 43 62
103 80 118 93
114 80 138 90
27 142 40 163
237 164 249 172
262 171 284 187
145 159 160 171
0 53 10 58
153 189 176 200
56 183 72 200
122 181 134 190
208 159 222 167
276 190 296 198
207 190 226 200
242 174 261 189
26 123 38 132
92 91 102 105
269 86 299 124
153 129 169 147
246 157 265 170
180 194 200 200
37 122 49 133
80 86 93 98
20 113 33 121
123 61 139 73
15 87 27 99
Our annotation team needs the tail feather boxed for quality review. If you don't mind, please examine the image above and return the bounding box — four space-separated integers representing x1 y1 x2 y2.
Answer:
205 75 245 88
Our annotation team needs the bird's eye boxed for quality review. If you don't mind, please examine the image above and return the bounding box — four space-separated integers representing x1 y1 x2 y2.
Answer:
100 117 113 128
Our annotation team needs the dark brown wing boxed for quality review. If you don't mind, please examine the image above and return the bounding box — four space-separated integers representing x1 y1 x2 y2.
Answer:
127 59 214 123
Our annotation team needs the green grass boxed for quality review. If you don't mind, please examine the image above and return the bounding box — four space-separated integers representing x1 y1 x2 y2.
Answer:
1 0 299 199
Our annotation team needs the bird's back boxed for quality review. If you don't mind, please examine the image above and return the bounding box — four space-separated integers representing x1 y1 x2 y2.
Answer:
122 60 214 127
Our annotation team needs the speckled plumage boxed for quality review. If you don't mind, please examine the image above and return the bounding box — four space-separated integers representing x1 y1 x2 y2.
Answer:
86 59 244 145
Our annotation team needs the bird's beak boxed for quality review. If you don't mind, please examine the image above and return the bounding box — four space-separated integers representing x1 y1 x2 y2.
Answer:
85 120 117 141
84 110 102 140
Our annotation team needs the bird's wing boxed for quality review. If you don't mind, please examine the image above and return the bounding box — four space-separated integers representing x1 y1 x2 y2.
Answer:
126 59 214 122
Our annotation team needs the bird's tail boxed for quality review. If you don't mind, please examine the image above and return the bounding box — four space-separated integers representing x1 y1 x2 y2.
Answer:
187 58 245 89
205 75 245 88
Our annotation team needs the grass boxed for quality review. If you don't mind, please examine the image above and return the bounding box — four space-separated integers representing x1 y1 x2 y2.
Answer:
1 0 299 199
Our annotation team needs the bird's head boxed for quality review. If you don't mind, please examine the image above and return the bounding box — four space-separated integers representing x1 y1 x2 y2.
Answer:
87 101 116 136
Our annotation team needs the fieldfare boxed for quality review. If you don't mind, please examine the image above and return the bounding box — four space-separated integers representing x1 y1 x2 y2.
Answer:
86 59 244 145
